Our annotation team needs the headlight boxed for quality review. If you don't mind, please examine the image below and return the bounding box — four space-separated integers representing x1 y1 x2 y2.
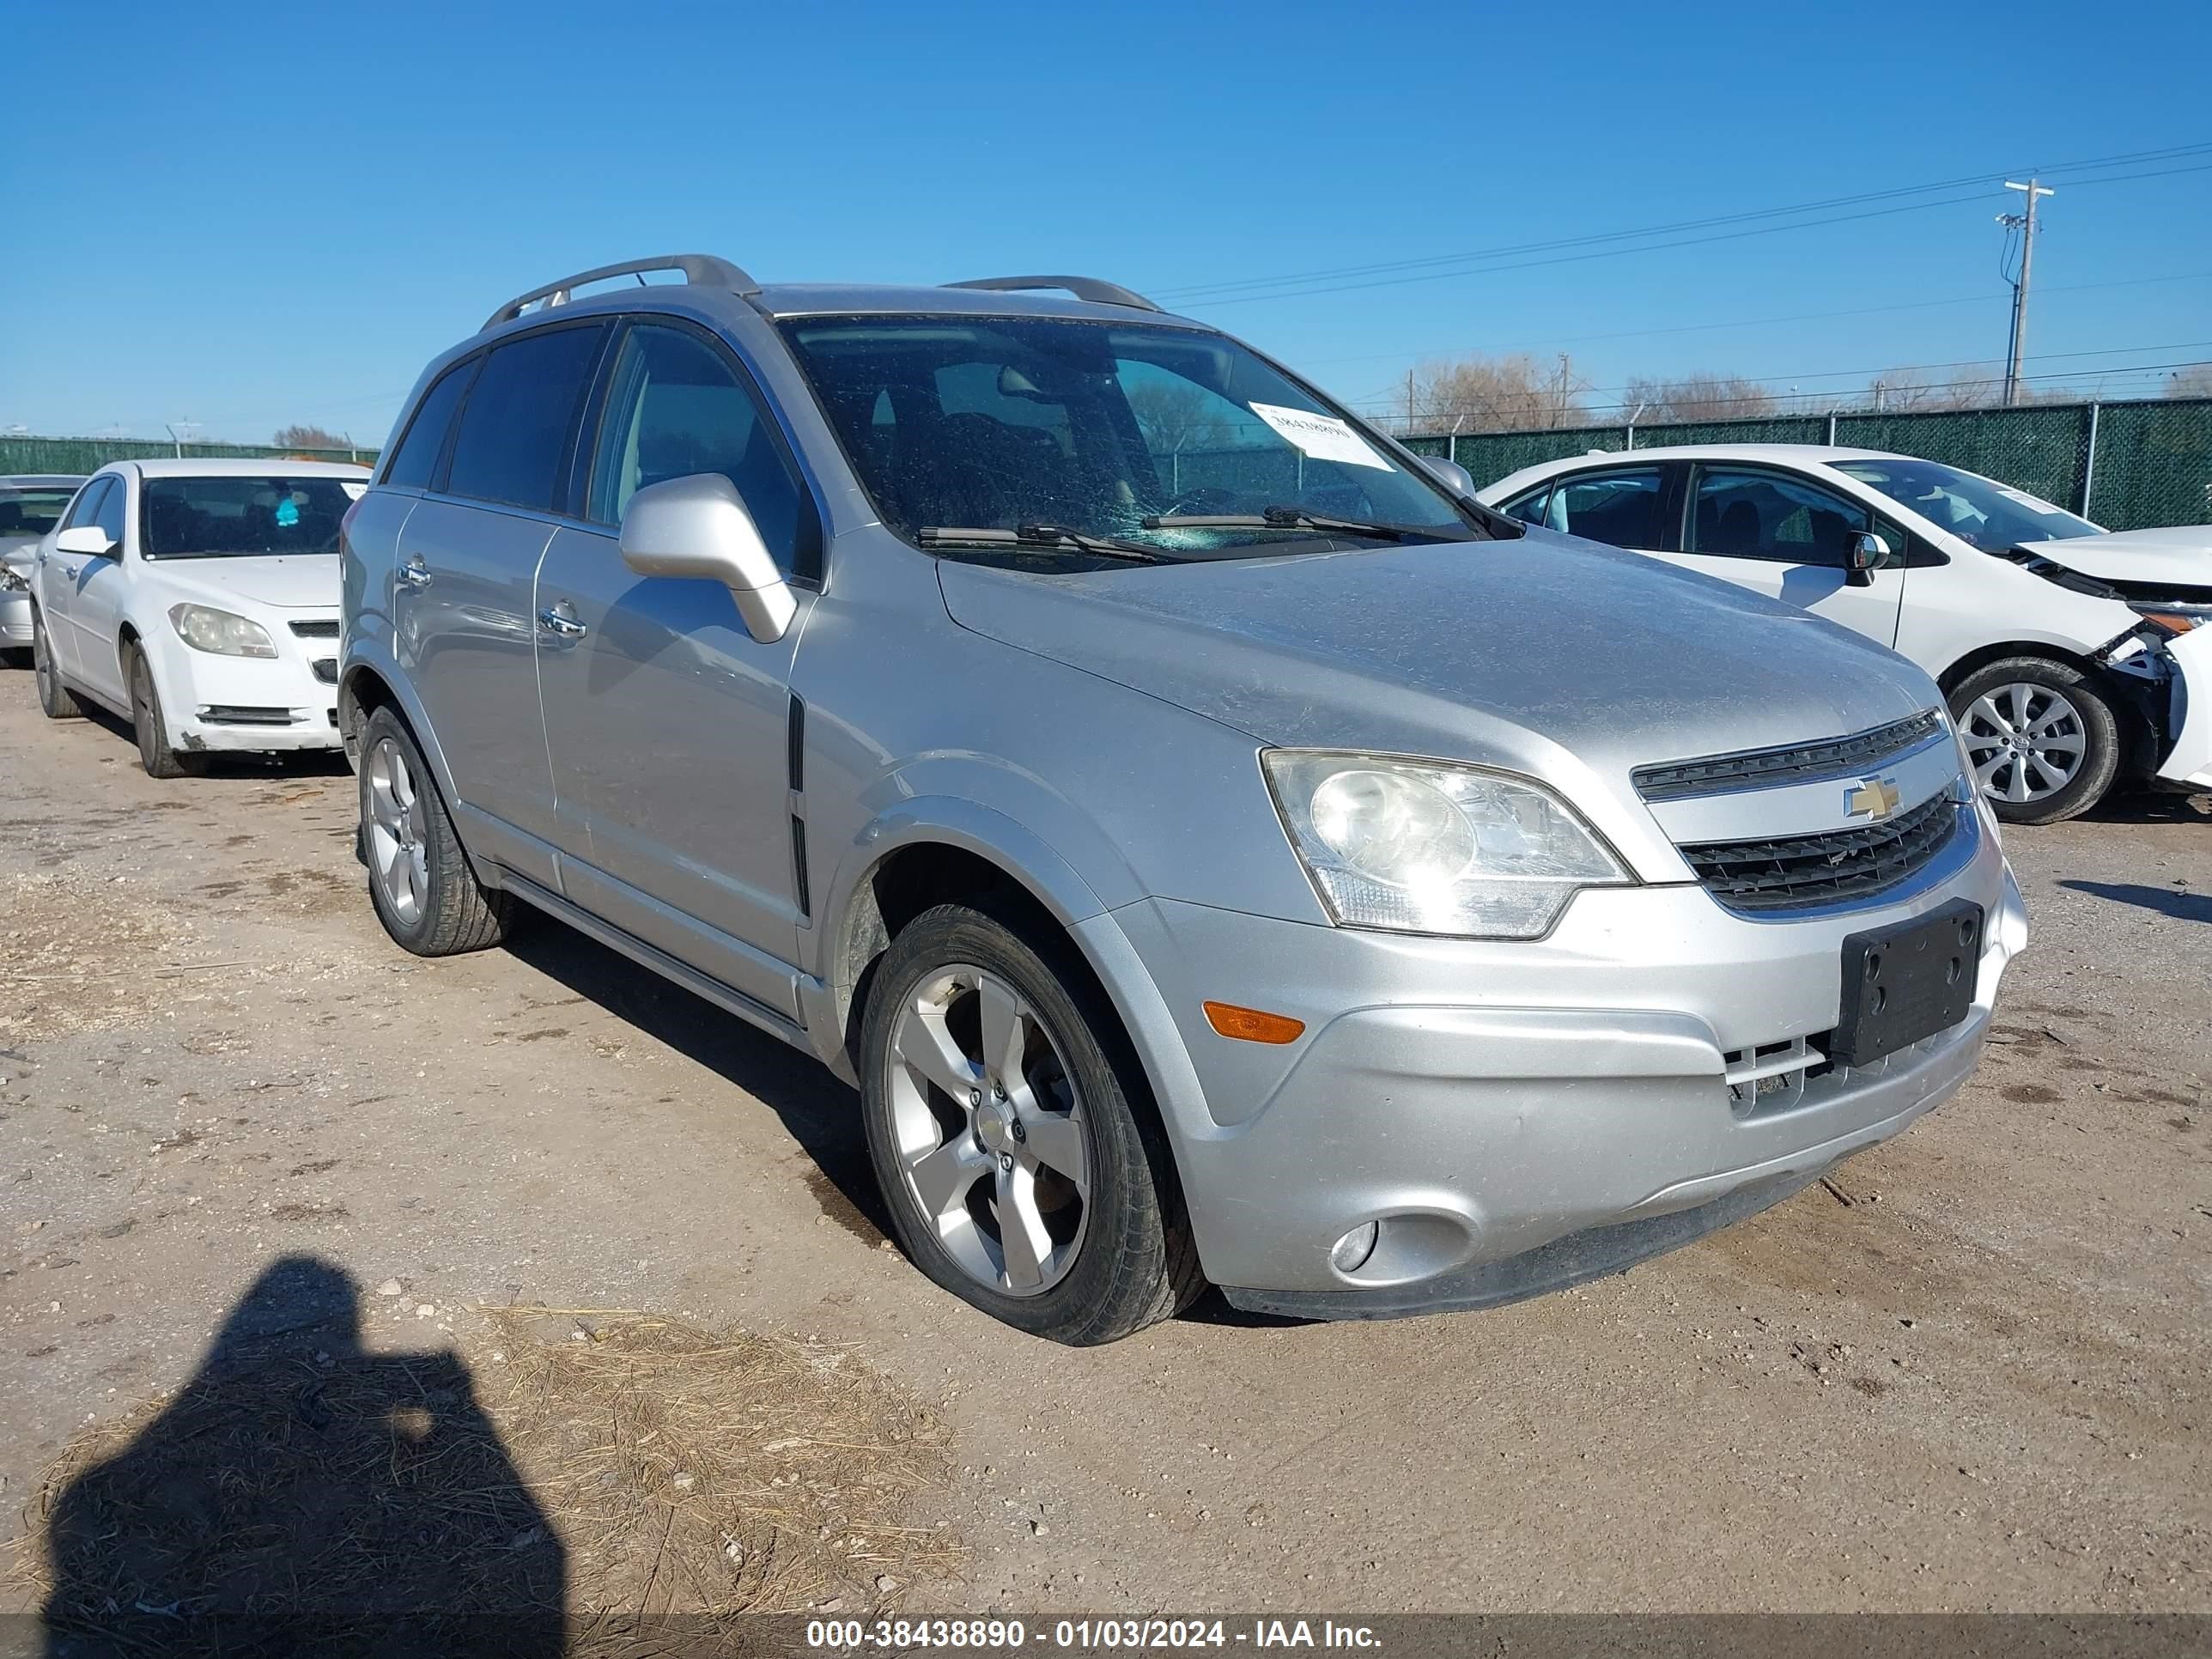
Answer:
0 566 27 592
1263 751 1632 939
2130 605 2208 635
168 603 276 658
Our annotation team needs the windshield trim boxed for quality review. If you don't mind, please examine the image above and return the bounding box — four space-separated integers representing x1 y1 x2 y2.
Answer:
770 311 1488 565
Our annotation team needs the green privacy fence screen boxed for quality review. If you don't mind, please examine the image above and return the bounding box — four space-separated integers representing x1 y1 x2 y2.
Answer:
7 398 2206 530
0 436 376 475
1413 398 2212 532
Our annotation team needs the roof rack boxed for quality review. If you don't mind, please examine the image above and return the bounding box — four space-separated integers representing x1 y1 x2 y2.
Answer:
481 254 760 333
945 275 1162 313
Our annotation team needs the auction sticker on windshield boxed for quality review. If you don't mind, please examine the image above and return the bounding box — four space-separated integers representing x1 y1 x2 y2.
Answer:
1249 403 1390 471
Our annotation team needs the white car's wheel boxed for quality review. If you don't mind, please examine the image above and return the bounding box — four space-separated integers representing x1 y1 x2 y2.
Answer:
32 608 83 720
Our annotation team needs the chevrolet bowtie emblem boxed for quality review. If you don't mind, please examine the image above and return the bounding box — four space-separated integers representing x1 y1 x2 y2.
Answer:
1843 776 1902 821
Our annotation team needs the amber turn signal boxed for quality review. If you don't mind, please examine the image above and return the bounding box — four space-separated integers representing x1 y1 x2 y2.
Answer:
1202 1000 1306 1044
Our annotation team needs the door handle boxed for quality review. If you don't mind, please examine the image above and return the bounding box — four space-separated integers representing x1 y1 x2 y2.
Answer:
397 561 433 590
538 606 587 639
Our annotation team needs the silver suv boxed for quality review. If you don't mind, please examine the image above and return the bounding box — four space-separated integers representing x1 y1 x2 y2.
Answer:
340 255 2027 1343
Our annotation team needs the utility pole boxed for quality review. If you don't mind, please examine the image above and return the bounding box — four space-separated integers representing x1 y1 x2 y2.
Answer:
2000 178 2054 407
1404 368 1415 432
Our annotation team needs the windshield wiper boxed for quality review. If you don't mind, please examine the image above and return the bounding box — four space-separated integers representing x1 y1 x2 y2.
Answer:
917 525 1169 563
1140 507 1461 541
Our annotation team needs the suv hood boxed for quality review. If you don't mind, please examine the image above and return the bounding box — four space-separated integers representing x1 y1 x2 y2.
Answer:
155 554 339 611
939 531 1942 829
2013 526 2212 589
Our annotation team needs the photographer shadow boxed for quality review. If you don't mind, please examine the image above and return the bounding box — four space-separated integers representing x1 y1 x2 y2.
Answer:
38 1255 564 1657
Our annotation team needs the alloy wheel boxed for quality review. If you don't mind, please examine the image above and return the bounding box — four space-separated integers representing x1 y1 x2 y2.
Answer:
885 963 1091 1297
365 735 431 926
1960 682 2087 805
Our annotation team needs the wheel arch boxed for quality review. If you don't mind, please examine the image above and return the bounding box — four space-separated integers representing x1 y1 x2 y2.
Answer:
1936 639 2100 696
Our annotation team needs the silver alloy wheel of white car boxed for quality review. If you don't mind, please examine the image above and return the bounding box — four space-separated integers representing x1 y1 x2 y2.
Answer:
365 733 432 926
886 963 1091 1297
1960 681 2087 805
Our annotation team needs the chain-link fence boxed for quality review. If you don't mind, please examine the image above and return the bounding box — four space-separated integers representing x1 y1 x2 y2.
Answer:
0 435 375 475
1413 398 2210 531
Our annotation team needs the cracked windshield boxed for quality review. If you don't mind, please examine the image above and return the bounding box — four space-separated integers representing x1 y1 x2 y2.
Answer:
779 315 1477 561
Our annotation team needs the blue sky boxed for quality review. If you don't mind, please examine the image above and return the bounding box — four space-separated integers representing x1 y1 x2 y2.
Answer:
4 0 2208 444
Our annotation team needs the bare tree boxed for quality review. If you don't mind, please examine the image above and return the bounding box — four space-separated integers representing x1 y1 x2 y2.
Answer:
1408 353 1589 433
273 423 349 451
2164 363 2212 399
1125 381 1229 453
1621 372 1779 423
1863 364 2011 412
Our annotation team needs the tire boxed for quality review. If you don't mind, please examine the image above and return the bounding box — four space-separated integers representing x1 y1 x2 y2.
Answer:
860 899 1203 1345
1948 656 2121 826
32 608 83 720
129 646 208 779
358 704 513 956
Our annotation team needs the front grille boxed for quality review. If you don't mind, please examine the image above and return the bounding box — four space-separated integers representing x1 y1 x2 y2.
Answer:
1682 791 1958 912
1633 710 1943 801
289 619 341 640
311 657 338 684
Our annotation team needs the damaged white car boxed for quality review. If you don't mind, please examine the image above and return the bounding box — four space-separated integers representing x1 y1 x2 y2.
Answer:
1480 446 2211 823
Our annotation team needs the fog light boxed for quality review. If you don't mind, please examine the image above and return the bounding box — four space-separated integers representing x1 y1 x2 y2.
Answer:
1329 1221 1379 1274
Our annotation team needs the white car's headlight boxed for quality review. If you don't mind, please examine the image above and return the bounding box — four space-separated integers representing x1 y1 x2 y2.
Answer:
168 603 276 658
1263 751 1632 939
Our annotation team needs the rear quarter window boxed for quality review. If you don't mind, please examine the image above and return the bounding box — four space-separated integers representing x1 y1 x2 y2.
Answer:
443 324 607 511
382 359 477 490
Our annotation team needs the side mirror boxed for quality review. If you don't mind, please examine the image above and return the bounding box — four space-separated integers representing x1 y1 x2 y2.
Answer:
1844 531 1893 586
55 526 117 557
617 473 797 645
1418 455 1476 499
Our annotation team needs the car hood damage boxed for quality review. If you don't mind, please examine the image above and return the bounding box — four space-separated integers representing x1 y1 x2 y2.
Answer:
2009 526 2212 605
938 530 1943 812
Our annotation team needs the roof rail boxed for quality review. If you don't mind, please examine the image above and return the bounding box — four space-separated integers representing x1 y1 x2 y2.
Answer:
481 254 760 333
945 275 1163 313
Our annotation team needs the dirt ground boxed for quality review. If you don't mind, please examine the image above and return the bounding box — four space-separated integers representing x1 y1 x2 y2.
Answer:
1 667 2207 1620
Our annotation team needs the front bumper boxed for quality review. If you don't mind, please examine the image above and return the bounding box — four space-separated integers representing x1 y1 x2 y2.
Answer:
163 635 342 753
1081 800 2024 1309
0 590 29 647
2152 625 2212 791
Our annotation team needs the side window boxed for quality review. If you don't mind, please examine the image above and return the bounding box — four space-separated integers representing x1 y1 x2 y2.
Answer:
445 324 606 511
1499 483 1552 526
94 478 126 545
383 359 477 490
1689 468 1871 567
61 477 112 532
1549 468 1666 547
586 323 809 579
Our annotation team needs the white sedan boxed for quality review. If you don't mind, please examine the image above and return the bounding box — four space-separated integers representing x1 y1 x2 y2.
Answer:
28 459 369 777
1479 444 2212 823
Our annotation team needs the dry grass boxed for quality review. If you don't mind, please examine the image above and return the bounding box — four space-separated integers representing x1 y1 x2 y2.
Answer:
10 1305 960 1650
484 1306 962 1632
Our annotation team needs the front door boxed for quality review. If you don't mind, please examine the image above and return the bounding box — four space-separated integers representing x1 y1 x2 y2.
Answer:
534 318 819 1018
39 477 112 678
70 471 133 704
1650 464 1907 648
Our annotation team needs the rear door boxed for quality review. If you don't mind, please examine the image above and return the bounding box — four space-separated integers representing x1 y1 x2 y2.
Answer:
1651 463 1907 647
533 316 820 1015
392 320 608 879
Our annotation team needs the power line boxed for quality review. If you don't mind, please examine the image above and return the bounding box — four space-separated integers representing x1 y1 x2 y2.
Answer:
1151 142 2212 303
1152 149 2212 311
1293 269 2212 369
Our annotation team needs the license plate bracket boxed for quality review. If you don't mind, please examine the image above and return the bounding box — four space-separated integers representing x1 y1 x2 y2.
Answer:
1831 898 1984 1067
